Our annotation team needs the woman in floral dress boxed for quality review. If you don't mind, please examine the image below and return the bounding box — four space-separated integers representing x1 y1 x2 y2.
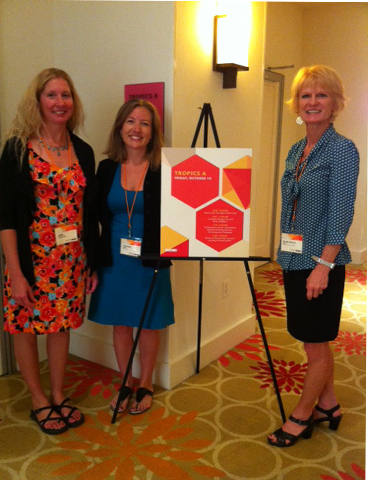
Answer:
0 68 99 435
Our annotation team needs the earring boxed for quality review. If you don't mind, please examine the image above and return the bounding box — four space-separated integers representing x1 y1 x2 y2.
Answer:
296 116 303 125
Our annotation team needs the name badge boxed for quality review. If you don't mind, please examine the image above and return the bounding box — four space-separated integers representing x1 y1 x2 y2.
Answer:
281 233 303 254
120 237 142 257
55 225 78 246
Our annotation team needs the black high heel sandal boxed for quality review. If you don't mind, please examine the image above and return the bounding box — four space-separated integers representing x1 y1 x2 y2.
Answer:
314 404 342 431
268 415 315 447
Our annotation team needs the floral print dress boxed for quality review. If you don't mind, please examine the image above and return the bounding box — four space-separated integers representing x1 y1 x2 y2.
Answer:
3 146 88 334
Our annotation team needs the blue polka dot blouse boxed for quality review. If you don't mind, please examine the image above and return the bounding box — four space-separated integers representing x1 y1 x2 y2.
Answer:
277 124 360 271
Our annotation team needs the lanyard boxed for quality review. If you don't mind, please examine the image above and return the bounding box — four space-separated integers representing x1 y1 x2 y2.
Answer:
122 161 148 237
40 133 72 223
291 153 308 226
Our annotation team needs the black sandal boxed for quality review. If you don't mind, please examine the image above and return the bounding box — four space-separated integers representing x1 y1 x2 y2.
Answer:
314 404 342 430
129 387 153 415
110 386 133 414
268 415 315 447
53 397 85 428
30 406 69 435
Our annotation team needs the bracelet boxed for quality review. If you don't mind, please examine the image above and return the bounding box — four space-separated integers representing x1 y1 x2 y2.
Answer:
311 255 336 270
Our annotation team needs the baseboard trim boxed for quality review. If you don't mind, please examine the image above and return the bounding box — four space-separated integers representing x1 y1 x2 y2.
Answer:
350 248 367 265
69 313 256 390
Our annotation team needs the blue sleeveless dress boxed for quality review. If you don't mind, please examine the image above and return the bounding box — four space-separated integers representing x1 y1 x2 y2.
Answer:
88 165 174 329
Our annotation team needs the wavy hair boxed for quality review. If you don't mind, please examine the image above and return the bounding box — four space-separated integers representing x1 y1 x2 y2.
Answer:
288 65 347 121
104 99 163 170
4 68 84 159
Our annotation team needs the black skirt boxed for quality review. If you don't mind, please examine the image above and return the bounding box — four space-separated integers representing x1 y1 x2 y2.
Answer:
283 266 345 343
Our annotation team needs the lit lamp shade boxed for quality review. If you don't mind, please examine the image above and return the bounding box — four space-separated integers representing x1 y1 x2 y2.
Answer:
213 15 249 89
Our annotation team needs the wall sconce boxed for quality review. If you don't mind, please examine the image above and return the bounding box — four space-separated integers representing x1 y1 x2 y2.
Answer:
213 14 249 89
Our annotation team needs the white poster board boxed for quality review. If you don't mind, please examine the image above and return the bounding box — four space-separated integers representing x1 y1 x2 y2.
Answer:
161 148 252 258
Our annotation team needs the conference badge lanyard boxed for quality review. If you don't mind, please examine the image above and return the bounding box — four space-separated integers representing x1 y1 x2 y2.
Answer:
120 161 148 257
40 133 78 246
281 153 307 254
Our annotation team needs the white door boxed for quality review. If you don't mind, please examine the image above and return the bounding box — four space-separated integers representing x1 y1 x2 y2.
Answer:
254 71 284 264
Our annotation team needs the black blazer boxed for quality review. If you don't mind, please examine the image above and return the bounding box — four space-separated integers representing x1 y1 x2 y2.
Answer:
96 158 170 269
0 133 99 285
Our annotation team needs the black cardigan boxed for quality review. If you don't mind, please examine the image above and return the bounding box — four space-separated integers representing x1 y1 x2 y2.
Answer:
96 158 170 269
0 133 99 285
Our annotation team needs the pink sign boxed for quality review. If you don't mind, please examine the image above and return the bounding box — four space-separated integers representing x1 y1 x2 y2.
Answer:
124 82 165 132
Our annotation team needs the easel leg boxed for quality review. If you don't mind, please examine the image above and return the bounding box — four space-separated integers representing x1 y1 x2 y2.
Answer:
244 260 286 423
111 266 160 424
196 260 204 373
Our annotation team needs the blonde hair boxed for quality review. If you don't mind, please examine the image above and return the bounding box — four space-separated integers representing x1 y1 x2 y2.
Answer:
104 99 163 170
4 68 84 158
288 65 346 121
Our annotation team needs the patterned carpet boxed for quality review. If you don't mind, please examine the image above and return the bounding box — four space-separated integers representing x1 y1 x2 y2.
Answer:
0 262 365 480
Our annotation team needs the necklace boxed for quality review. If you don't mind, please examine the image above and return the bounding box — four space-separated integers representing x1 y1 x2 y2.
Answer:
39 134 68 156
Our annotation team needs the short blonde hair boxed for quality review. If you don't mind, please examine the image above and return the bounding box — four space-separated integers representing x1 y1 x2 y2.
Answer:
104 99 163 170
288 65 346 121
5 68 84 157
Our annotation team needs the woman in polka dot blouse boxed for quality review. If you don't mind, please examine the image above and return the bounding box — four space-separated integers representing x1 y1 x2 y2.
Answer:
268 65 360 447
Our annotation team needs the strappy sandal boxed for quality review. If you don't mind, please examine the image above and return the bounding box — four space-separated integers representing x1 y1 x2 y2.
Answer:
53 397 85 428
30 406 69 435
268 414 315 447
110 386 133 414
314 404 342 430
129 387 153 415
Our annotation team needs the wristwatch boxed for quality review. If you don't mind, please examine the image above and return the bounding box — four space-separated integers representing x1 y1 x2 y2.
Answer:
311 255 336 270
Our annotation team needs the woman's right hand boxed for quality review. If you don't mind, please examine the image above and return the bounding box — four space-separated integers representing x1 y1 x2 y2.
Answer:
11 274 36 308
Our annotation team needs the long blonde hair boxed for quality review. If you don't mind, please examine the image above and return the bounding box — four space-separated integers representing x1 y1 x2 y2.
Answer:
4 68 84 160
104 99 163 170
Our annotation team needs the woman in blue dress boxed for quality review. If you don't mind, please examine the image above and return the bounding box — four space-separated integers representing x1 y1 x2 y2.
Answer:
89 99 174 415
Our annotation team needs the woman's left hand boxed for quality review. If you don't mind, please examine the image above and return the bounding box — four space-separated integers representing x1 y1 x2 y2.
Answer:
306 265 329 300
86 270 98 294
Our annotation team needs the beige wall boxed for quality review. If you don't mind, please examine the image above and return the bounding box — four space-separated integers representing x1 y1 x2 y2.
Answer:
0 0 175 156
265 1 367 264
170 1 267 377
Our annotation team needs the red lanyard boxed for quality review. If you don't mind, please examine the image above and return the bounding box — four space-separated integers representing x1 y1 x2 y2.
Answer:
291 153 308 225
123 162 148 237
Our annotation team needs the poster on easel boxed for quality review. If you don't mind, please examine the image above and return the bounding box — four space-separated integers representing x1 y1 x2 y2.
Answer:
161 148 252 258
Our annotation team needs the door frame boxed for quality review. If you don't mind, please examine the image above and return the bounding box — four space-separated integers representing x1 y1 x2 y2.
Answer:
264 69 284 259
0 246 16 375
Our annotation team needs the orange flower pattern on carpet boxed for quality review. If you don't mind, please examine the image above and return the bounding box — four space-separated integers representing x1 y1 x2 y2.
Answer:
331 331 366 356
254 290 286 317
320 462 365 480
38 409 225 479
219 334 280 366
64 358 122 400
257 267 284 285
251 359 308 394
345 266 367 284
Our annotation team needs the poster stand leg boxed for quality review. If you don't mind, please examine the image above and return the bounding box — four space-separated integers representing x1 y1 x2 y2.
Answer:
191 104 285 422
243 260 286 423
191 103 221 148
111 263 160 424
196 260 204 374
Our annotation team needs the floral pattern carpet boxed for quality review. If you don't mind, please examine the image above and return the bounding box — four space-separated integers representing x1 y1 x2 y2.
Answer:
0 262 365 480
